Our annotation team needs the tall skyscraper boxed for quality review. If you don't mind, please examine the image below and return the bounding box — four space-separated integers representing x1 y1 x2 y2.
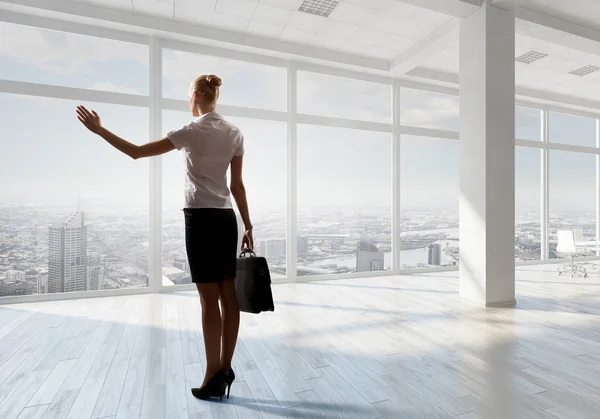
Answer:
87 266 104 291
356 241 385 272
48 211 88 293
428 243 442 266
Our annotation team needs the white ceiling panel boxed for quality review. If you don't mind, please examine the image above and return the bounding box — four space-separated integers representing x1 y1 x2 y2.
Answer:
215 0 258 20
329 2 374 26
318 20 358 39
364 11 432 38
520 0 600 32
258 0 302 12
174 5 215 25
252 3 294 26
287 11 328 32
176 0 216 11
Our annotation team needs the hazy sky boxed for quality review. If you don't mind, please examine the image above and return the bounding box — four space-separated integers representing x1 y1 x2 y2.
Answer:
0 21 597 216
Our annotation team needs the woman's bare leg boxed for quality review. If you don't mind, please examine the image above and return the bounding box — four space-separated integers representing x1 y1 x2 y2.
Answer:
196 282 222 387
218 278 240 370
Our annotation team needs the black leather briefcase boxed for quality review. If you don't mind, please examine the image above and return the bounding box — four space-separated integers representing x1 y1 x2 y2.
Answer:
235 251 274 314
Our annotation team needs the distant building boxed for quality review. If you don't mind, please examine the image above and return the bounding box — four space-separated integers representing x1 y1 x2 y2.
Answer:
0 280 35 296
37 272 49 294
48 211 88 293
87 266 104 291
297 236 309 257
256 237 309 261
87 252 101 265
370 260 384 271
6 270 26 282
162 266 188 285
356 241 385 272
428 243 442 266
259 239 286 263
173 257 190 274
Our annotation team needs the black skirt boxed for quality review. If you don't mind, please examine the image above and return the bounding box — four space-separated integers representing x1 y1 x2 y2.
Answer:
184 208 238 283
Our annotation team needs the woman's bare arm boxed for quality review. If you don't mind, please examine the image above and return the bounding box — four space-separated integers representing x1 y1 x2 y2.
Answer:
76 105 175 159
230 155 253 250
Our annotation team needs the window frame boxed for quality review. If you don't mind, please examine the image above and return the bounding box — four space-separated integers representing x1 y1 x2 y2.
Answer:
4 11 600 302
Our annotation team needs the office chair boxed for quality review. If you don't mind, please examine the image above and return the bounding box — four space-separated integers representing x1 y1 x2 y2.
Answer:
556 229 587 278
573 228 597 270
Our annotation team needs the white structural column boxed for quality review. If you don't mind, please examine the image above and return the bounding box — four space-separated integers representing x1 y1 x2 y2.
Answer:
596 119 600 253
149 37 162 291
459 1 516 306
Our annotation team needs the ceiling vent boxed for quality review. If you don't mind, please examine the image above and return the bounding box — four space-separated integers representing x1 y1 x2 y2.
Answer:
298 0 339 18
515 51 548 64
569 65 600 76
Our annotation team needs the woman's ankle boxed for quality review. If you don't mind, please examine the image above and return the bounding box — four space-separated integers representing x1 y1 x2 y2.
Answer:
205 365 221 378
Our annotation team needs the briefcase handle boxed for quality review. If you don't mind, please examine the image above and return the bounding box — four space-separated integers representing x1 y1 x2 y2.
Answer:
239 249 257 258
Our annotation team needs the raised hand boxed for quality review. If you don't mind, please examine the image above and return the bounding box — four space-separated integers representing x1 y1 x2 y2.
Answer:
76 105 103 134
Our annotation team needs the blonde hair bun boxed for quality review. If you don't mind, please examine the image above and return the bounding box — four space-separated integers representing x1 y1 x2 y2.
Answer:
207 75 222 88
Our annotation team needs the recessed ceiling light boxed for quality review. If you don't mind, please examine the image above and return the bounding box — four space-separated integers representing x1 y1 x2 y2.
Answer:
515 51 548 64
569 65 600 77
298 0 339 18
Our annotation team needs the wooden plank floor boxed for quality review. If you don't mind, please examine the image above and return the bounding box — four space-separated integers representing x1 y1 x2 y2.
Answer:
1 266 600 419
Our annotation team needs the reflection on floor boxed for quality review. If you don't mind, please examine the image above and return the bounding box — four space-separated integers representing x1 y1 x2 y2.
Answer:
1 266 599 419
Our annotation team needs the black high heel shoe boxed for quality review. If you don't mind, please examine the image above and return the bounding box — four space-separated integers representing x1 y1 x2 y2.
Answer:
222 368 235 399
191 371 226 400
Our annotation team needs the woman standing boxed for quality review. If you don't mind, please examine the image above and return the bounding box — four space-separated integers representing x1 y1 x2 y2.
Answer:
76 74 252 400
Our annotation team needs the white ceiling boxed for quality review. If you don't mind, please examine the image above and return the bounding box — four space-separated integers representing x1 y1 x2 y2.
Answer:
519 0 600 32
65 0 452 61
416 23 600 105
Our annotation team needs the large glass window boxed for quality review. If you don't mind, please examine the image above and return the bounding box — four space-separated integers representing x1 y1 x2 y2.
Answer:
0 93 149 296
0 22 149 95
516 106 542 141
297 125 392 276
549 150 596 259
515 147 541 261
400 88 459 131
549 111 596 147
400 136 459 268
162 50 286 111
162 111 287 285
297 72 391 123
